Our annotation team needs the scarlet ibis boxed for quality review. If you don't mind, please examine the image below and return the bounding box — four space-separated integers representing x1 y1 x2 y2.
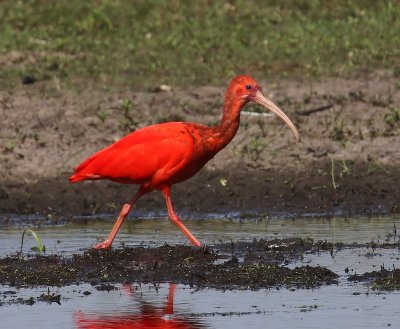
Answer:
69 75 300 248
75 284 202 329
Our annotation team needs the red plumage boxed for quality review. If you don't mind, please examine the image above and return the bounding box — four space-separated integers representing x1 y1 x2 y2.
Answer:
69 75 300 249
70 122 215 187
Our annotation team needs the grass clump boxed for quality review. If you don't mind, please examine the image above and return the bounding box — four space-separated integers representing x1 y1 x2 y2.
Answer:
385 107 400 126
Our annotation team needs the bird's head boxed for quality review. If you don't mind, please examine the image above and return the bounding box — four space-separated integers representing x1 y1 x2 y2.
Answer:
227 75 300 142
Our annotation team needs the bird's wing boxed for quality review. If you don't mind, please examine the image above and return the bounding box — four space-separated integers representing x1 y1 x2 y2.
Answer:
71 122 197 185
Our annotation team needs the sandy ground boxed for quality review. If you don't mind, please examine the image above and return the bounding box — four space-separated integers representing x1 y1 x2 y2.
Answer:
1 71 399 217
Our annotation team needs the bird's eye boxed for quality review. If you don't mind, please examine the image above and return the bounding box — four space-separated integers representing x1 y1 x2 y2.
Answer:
245 85 252 90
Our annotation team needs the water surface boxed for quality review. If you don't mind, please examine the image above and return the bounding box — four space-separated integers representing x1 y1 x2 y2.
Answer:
1 213 400 328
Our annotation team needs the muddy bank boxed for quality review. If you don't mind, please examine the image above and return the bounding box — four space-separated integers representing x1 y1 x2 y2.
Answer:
0 239 339 290
0 72 400 216
2 237 400 291
349 267 400 291
1 160 400 217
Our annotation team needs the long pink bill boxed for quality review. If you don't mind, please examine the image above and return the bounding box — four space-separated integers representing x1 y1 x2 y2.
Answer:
252 89 300 142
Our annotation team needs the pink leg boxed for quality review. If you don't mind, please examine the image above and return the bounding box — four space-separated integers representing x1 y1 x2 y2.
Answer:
162 187 202 247
164 283 177 315
93 189 143 249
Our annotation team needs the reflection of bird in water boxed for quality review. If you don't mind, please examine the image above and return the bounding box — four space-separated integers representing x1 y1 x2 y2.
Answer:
74 284 206 329
70 75 300 249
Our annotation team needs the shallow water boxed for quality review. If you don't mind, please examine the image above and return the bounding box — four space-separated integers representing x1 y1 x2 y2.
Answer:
0 214 398 256
2 282 400 329
1 213 400 328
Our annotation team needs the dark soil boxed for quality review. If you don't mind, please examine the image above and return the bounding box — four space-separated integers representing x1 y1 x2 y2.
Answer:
0 239 338 290
349 267 400 291
1 71 400 217
2 237 400 299
214 237 338 264
0 288 62 306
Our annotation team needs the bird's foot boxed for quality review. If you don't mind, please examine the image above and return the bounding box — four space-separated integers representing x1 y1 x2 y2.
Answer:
92 240 112 249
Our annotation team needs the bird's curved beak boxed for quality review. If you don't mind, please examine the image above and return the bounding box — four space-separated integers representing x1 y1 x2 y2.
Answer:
251 89 300 142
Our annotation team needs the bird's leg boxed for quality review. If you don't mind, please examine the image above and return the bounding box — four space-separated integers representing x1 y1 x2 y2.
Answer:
93 189 143 249
162 187 202 247
164 283 177 315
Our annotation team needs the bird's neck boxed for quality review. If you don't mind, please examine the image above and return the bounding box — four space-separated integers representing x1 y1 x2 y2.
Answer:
209 98 246 151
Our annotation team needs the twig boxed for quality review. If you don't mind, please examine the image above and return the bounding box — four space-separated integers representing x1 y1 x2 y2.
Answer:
330 156 337 190
242 111 273 117
297 104 334 116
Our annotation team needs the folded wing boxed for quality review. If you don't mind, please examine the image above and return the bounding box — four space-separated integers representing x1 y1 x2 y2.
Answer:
69 122 196 186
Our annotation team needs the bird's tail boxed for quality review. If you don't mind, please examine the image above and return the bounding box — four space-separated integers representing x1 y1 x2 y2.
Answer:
69 173 86 183
69 172 102 183
69 149 104 183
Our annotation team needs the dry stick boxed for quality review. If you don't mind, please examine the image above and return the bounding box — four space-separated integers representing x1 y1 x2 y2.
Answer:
330 156 337 190
297 104 334 116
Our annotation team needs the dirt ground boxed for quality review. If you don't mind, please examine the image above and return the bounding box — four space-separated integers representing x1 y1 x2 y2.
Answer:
0 239 340 290
2 238 400 292
1 70 400 217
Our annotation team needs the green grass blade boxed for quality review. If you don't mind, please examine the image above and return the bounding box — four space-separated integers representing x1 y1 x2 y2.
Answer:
20 228 45 256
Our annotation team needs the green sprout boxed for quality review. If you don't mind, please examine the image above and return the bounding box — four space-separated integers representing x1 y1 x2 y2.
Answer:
119 98 137 132
20 228 45 255
384 107 400 126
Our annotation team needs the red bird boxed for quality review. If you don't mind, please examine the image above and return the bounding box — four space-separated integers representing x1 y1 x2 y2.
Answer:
74 284 202 329
70 75 300 249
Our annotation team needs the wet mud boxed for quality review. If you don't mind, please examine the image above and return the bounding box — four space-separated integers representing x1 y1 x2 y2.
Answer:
0 239 340 292
3 159 400 218
1 235 400 308
2 236 400 292
0 290 62 307
349 267 400 291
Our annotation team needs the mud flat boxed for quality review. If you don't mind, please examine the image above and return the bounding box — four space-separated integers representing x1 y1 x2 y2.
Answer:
1 73 400 217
